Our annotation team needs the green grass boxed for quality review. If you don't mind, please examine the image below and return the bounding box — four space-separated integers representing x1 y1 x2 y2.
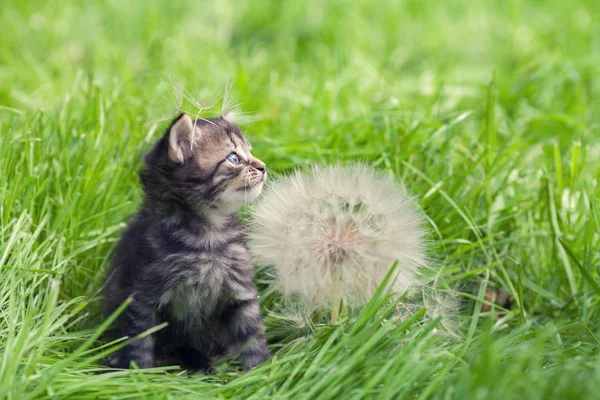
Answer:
1 0 599 398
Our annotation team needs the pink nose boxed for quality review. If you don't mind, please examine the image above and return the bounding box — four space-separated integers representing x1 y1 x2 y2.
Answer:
251 160 266 174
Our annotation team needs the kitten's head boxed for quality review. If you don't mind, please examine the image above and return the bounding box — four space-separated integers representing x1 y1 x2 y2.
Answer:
141 113 267 211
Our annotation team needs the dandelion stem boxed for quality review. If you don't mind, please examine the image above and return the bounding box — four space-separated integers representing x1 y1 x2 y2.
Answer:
331 270 342 325
331 297 341 325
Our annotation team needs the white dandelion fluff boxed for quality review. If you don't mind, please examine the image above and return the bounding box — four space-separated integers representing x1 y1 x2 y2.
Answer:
248 163 428 323
148 77 255 127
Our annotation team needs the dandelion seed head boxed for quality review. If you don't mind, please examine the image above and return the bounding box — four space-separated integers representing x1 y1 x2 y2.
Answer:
248 164 428 310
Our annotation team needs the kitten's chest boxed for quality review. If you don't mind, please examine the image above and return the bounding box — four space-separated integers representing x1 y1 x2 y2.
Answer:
168 283 221 321
166 242 252 321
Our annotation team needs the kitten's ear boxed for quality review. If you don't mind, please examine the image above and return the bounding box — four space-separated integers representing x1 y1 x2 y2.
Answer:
167 113 195 164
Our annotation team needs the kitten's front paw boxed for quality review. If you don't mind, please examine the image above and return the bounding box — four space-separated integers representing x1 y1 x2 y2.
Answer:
102 354 122 370
105 350 154 369
242 350 271 371
104 355 132 369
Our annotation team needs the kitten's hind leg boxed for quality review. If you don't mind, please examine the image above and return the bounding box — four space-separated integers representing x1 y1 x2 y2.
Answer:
108 300 157 369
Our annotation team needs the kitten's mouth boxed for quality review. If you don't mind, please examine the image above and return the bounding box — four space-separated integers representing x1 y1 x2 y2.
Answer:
236 178 264 192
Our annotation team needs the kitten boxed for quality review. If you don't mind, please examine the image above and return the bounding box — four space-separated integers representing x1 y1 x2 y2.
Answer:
103 113 270 371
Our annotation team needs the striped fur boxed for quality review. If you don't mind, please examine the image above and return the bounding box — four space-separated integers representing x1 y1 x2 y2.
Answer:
103 114 270 371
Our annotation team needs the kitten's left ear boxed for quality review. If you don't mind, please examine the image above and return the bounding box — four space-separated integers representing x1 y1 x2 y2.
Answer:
167 113 195 164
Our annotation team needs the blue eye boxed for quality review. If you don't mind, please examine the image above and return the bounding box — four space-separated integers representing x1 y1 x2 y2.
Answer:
226 153 240 165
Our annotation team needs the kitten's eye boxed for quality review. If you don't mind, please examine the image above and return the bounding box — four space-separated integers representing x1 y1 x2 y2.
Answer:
226 153 240 165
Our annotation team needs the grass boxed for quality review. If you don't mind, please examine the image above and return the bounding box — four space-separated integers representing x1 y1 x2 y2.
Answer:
1 0 599 398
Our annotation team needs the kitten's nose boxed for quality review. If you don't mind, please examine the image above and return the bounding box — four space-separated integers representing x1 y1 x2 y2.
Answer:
251 159 267 174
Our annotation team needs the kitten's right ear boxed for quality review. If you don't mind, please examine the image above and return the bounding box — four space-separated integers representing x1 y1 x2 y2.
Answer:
167 113 195 164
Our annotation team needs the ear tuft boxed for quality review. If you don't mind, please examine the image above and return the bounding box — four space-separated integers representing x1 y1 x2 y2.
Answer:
167 114 195 164
221 109 236 123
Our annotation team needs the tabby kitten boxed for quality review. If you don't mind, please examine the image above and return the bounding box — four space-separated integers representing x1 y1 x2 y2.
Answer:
103 113 270 371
